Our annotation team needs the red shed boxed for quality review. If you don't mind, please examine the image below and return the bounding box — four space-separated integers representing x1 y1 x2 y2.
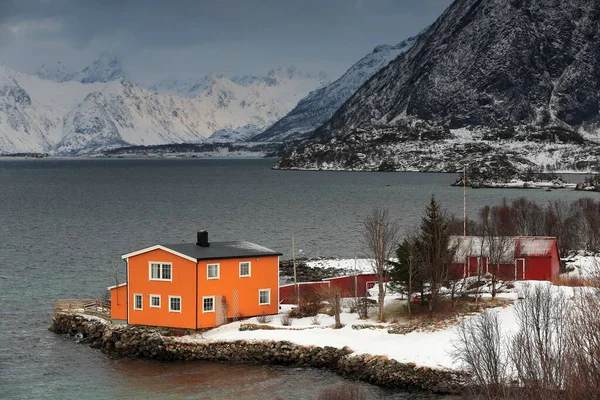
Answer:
322 273 383 298
279 281 330 304
447 236 560 281
278 273 387 305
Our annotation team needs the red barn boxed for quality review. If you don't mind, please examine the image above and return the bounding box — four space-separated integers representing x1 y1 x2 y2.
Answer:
278 273 385 304
322 273 382 298
279 281 330 305
447 236 560 281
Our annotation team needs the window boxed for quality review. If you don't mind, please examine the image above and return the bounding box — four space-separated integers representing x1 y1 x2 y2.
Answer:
207 264 220 280
169 296 181 312
202 296 215 313
149 262 172 281
239 261 251 277
150 295 161 308
134 294 143 310
259 289 270 305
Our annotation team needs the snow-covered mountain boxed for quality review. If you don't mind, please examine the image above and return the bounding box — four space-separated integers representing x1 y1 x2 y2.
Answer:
276 0 600 175
252 36 418 142
35 61 77 83
35 53 126 84
0 63 106 153
148 75 214 98
0 63 326 154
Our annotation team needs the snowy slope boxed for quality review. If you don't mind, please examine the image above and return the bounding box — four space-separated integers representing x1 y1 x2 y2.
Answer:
57 77 300 154
252 36 418 142
36 53 126 84
0 62 326 154
35 61 76 83
146 66 327 142
0 64 105 153
148 75 214 98
277 0 600 173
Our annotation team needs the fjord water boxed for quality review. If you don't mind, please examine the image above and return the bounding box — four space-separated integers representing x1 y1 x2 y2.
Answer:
0 158 593 399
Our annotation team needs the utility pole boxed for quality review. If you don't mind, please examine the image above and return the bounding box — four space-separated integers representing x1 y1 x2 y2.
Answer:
463 164 467 238
354 256 358 299
292 236 298 305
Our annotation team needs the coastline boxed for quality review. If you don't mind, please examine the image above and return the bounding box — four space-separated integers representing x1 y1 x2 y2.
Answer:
50 313 466 395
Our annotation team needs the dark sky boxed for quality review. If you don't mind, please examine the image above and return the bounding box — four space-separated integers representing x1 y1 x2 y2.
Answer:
0 0 453 84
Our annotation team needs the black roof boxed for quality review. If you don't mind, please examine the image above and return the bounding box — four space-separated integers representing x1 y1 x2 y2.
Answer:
162 241 282 261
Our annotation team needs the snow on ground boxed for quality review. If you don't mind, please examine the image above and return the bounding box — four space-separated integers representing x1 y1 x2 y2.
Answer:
305 258 375 274
178 279 593 372
178 257 599 371
183 311 463 369
564 254 600 278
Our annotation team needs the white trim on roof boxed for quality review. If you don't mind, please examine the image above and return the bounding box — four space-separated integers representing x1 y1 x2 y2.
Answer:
121 245 197 263
107 283 127 290
321 273 377 281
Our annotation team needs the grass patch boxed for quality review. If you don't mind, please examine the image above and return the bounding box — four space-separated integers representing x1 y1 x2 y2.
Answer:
553 275 600 288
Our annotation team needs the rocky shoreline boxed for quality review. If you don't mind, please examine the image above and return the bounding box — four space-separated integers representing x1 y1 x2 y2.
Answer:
50 313 466 395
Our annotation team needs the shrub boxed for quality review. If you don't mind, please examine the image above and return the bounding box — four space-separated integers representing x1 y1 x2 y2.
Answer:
280 313 293 326
289 295 323 318
450 284 600 399
256 313 273 324
354 297 376 319
317 384 366 400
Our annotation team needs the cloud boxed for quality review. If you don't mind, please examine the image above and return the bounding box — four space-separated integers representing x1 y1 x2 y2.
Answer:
0 0 453 81
0 25 16 47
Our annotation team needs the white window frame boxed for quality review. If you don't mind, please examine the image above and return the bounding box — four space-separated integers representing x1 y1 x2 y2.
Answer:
168 296 182 313
149 262 173 282
133 293 143 310
202 296 215 313
149 294 161 308
207 263 220 280
239 261 251 277
258 289 270 306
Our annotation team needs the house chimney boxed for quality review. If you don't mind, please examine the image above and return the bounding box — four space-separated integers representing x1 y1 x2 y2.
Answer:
197 230 210 247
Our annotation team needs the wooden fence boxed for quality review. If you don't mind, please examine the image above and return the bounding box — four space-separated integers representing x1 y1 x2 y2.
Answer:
55 299 111 319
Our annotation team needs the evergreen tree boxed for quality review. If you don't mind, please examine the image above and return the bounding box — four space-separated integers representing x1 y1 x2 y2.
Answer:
414 196 456 313
389 238 423 316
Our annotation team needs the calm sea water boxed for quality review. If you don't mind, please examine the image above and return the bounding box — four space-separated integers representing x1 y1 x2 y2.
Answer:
0 158 595 399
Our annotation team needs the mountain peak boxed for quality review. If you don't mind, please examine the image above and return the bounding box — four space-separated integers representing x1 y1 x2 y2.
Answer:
35 53 125 84
78 53 125 84
250 34 417 142
264 66 325 86
36 61 76 83
275 0 600 174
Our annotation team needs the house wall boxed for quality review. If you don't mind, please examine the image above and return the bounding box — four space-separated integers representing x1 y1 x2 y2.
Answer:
447 263 466 279
127 248 197 329
327 274 382 297
279 282 330 304
110 285 127 321
196 255 279 328
524 257 553 281
550 242 560 280
497 263 518 280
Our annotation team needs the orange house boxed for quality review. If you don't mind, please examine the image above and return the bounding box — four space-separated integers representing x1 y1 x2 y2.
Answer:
109 231 281 329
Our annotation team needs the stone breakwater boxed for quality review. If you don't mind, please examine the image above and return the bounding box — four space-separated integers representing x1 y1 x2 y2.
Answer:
50 313 466 394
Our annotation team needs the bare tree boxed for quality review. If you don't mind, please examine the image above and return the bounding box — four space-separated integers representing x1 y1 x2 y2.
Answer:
574 199 600 252
510 197 544 236
565 288 600 398
544 200 577 257
318 284 343 329
480 205 514 298
509 284 571 398
453 274 600 399
362 208 399 322
452 310 508 398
